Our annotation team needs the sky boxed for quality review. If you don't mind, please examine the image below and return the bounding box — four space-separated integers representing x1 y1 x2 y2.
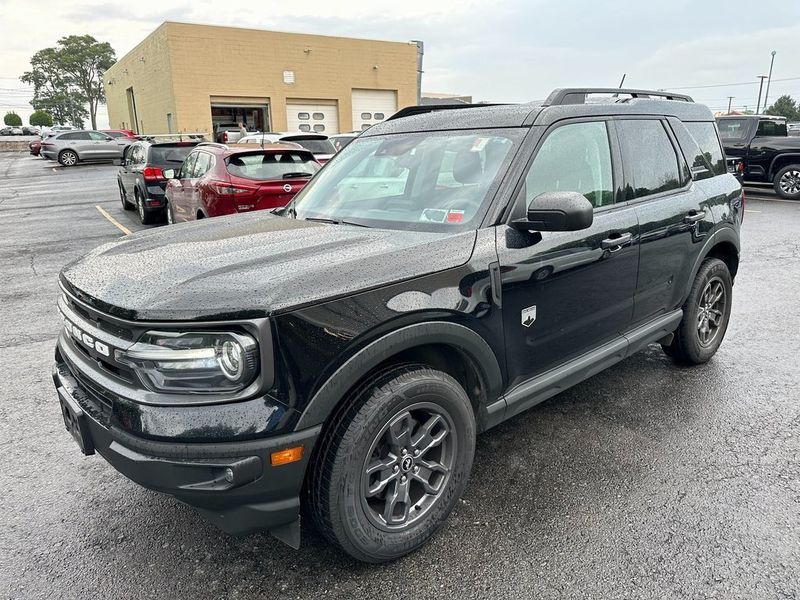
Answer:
1 0 800 128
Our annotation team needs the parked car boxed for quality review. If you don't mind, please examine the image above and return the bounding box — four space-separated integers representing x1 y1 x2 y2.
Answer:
9 127 23 136
788 122 800 137
29 140 41 156
116 140 202 224
40 130 124 166
103 128 137 139
53 87 742 563
278 133 336 163
0 126 12 136
164 142 319 223
329 132 359 152
716 114 800 199
237 133 283 145
21 126 40 136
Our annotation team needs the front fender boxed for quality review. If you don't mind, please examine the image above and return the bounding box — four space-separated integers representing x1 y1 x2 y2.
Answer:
294 321 503 431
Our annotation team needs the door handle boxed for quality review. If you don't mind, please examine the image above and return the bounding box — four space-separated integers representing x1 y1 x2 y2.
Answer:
601 232 632 251
683 210 706 224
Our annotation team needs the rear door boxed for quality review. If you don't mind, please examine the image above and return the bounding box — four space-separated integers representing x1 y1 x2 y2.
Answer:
120 143 141 195
168 152 198 222
88 131 121 158
618 117 712 324
497 119 639 390
68 132 93 158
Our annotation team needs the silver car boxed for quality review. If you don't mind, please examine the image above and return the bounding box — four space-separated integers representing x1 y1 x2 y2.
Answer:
40 130 123 166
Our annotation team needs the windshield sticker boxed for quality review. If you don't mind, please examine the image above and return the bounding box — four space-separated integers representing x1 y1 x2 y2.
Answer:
420 208 448 223
447 210 465 223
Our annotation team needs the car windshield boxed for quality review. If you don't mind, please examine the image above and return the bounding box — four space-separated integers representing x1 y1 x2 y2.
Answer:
716 119 750 141
290 129 522 231
226 151 320 180
149 145 196 166
283 138 336 154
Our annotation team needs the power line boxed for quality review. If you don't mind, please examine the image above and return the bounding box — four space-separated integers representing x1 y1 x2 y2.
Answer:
664 76 800 90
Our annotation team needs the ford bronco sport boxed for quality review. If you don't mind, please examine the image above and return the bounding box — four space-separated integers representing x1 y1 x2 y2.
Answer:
53 88 742 563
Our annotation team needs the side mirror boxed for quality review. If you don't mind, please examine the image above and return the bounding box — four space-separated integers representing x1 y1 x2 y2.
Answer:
514 191 594 232
163 168 176 179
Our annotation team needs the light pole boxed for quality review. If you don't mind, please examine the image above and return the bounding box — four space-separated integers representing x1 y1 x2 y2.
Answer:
727 96 734 114
756 75 768 114
764 50 777 111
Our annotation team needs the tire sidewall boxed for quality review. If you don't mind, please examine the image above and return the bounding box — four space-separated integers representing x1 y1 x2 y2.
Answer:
59 150 77 166
679 258 733 362
774 165 800 200
329 373 475 562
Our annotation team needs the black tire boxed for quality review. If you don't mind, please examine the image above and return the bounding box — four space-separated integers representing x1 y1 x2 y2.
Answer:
773 165 800 200
58 149 78 167
135 190 157 225
166 201 175 225
663 258 732 364
308 364 476 563
119 182 132 210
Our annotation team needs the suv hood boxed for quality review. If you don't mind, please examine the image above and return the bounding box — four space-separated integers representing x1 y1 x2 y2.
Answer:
60 213 477 321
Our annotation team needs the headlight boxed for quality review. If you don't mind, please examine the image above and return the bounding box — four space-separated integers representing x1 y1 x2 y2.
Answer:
117 330 259 393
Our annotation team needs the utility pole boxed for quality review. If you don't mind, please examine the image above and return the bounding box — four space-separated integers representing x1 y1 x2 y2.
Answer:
756 75 768 114
727 96 734 114
764 50 777 111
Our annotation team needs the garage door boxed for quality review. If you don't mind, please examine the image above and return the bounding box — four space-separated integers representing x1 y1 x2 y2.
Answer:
352 90 397 131
286 102 339 135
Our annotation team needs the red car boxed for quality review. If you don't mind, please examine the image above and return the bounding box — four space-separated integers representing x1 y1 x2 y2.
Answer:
29 140 41 156
102 129 138 140
164 143 320 223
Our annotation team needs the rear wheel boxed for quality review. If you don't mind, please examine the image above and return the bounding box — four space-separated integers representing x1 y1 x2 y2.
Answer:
309 364 476 563
774 165 800 200
662 258 732 364
135 190 157 225
166 201 175 225
58 150 78 167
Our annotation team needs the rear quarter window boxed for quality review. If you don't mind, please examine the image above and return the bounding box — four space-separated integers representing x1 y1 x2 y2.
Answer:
148 145 196 166
676 121 727 178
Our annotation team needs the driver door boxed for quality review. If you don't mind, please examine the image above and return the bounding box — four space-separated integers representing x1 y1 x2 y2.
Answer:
496 119 639 392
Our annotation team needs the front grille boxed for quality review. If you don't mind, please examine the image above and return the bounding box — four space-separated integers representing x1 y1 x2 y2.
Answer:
63 294 135 341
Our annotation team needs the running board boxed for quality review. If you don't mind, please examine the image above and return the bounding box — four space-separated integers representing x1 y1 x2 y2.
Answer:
487 310 683 427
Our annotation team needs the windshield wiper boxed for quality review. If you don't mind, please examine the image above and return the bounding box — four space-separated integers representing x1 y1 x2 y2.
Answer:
304 216 369 228
282 171 313 179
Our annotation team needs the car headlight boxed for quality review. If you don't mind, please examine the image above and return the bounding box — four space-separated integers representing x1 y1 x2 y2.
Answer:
117 331 259 393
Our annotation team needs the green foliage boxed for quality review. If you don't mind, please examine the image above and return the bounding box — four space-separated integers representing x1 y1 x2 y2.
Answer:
764 95 800 121
29 109 53 127
4 111 22 126
21 35 116 129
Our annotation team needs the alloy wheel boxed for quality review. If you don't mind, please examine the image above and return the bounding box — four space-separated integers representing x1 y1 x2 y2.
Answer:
137 194 145 223
166 203 174 225
360 402 456 531
697 276 726 347
779 170 800 195
61 151 77 166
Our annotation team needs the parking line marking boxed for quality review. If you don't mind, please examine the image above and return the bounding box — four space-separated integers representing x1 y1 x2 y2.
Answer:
95 205 132 235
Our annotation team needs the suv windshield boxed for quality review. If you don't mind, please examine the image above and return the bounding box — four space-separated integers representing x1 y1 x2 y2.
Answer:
290 129 521 231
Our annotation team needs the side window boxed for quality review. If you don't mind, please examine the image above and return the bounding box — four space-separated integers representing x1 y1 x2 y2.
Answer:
192 152 212 177
524 121 613 209
181 152 198 179
682 121 727 177
756 120 787 137
88 131 110 141
618 120 682 199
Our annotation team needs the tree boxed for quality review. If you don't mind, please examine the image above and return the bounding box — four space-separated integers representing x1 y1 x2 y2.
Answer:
4 112 22 126
21 35 115 129
765 95 799 121
29 109 53 127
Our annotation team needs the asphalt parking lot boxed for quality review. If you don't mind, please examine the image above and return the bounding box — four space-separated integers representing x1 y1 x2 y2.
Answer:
1 152 799 600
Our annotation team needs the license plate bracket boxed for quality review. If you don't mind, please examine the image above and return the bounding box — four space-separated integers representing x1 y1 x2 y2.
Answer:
58 388 95 456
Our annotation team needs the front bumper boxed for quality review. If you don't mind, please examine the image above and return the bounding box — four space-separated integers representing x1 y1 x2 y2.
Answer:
53 357 321 540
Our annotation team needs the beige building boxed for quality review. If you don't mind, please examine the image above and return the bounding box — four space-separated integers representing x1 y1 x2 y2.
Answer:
103 22 421 136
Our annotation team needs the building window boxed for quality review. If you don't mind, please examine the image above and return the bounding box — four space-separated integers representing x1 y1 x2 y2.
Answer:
312 112 325 120
298 112 310 120
361 112 372 120
313 124 325 132
298 124 311 132
374 113 385 120
361 123 371 131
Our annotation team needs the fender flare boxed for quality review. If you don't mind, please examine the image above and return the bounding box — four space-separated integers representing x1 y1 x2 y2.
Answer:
294 321 504 430
680 225 740 302
768 153 800 179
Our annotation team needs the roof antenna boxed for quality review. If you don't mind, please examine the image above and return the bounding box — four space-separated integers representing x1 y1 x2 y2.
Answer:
618 73 626 88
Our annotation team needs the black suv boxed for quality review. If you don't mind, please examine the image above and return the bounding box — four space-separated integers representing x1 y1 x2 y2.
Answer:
117 140 201 224
53 88 742 563
717 114 800 199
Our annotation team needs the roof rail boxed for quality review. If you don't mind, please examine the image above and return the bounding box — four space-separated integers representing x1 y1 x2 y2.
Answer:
387 103 506 121
543 88 693 106
196 141 229 149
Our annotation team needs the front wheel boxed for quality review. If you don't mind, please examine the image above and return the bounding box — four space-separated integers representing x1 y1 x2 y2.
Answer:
662 257 732 364
58 150 78 167
774 165 800 200
309 365 476 563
